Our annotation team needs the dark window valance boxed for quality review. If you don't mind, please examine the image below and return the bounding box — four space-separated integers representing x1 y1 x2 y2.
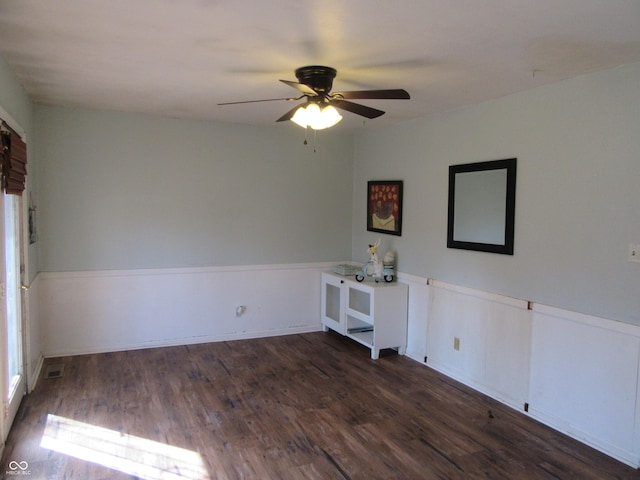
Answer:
1 124 27 195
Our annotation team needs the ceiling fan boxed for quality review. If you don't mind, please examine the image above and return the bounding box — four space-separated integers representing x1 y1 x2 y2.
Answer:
218 65 410 129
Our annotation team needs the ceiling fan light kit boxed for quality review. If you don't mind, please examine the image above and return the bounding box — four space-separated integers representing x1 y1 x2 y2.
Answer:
291 103 343 130
219 65 410 131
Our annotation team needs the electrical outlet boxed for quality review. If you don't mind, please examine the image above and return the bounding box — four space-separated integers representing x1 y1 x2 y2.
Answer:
453 337 460 351
629 244 640 263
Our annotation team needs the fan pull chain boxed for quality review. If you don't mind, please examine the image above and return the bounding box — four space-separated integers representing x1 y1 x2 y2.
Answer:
301 127 318 153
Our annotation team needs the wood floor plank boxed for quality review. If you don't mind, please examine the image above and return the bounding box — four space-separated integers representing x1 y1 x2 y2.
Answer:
2 331 639 479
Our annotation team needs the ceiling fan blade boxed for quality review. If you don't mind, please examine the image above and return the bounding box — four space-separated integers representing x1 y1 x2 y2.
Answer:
276 104 303 122
218 96 301 106
331 99 385 119
279 79 318 96
332 89 410 100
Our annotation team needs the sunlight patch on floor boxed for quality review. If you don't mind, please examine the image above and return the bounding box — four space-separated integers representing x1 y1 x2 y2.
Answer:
41 414 210 480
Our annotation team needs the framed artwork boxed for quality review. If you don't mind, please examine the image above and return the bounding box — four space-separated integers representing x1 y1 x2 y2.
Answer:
367 180 403 236
28 193 38 244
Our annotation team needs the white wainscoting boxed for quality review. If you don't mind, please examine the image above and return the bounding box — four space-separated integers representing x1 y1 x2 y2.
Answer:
37 262 332 357
529 304 640 467
410 277 640 468
398 272 430 363
24 276 44 392
425 280 531 411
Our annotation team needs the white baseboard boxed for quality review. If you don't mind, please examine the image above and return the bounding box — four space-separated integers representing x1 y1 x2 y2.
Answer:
43 325 323 358
527 405 638 468
425 358 526 412
28 354 44 392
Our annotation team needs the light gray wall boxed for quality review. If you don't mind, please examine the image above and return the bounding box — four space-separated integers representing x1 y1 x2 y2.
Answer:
35 106 354 271
0 54 41 389
0 54 37 282
353 62 640 325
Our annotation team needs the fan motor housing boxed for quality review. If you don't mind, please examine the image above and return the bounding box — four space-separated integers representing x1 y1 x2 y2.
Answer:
295 66 337 94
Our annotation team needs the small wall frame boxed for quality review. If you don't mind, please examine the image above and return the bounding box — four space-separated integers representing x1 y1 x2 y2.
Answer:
367 180 403 236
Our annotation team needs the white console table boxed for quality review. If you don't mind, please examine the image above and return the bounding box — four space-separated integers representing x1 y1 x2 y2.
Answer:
321 272 408 359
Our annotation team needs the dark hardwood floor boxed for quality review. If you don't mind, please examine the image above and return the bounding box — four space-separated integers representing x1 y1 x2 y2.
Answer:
2 331 638 479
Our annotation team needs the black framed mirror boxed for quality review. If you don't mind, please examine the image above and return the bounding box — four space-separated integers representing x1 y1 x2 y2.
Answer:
447 158 517 255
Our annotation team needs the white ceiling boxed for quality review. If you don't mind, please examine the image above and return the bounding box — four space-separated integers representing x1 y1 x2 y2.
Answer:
1 0 640 129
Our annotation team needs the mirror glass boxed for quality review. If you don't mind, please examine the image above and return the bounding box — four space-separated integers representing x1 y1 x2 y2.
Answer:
447 158 517 255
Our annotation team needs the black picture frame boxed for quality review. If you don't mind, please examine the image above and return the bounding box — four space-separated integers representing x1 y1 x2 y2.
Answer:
447 158 517 255
367 180 403 236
